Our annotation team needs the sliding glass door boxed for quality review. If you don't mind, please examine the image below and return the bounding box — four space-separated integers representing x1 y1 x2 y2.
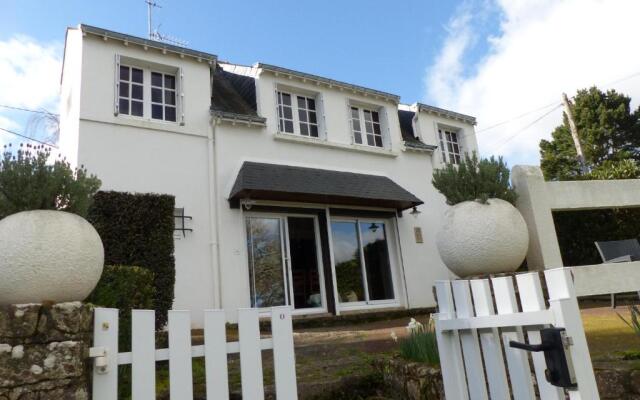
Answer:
245 214 325 312
331 219 395 305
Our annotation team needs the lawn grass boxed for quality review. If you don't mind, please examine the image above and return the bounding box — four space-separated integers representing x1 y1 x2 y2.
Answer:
582 307 640 360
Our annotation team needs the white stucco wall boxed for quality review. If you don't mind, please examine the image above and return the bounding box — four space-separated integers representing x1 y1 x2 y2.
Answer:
60 27 479 326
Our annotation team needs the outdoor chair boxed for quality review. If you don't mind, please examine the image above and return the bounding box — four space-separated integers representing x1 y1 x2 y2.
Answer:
594 239 640 308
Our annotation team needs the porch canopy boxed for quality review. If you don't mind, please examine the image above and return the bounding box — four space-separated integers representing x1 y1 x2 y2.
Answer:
228 162 423 213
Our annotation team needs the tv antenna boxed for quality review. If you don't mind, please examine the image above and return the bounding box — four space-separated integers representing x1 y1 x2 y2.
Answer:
145 0 188 47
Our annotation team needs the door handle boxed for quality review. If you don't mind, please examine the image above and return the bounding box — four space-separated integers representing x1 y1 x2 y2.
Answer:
509 341 548 352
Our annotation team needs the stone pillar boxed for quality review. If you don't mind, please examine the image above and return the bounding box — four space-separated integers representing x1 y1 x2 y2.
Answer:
511 165 564 270
0 302 93 400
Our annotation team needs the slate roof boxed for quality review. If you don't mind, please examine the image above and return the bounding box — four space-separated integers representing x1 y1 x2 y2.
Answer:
398 110 437 151
210 67 266 124
229 162 423 211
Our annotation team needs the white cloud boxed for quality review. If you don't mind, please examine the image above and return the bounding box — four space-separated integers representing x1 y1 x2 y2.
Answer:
426 0 640 166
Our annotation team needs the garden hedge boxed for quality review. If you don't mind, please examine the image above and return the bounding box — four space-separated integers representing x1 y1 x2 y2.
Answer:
87 265 155 350
88 191 175 328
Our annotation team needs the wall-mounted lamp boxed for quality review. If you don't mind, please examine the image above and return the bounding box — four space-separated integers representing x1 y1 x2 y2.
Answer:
368 222 380 233
242 198 257 211
410 206 422 218
174 207 193 237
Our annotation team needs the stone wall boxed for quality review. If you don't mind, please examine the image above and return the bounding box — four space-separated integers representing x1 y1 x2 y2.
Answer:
0 302 93 400
374 357 444 400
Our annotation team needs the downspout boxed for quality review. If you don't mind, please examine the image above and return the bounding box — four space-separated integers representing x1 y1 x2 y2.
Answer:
208 115 222 309
394 214 411 309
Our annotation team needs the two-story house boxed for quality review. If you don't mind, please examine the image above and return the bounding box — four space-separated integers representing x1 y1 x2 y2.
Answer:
59 25 478 327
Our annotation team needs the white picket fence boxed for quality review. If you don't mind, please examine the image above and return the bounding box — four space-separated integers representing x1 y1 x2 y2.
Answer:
434 268 600 400
90 306 298 400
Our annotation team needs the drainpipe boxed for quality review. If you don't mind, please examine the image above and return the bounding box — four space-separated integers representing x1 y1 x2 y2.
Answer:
208 116 222 309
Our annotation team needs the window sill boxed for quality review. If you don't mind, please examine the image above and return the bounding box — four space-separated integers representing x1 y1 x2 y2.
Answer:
273 132 399 157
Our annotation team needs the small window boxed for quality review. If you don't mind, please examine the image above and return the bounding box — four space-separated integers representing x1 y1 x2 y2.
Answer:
151 72 177 122
119 65 144 117
277 91 319 137
438 128 461 164
350 106 383 148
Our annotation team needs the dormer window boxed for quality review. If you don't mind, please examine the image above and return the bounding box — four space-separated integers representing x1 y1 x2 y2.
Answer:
350 106 383 147
276 91 319 137
438 127 461 164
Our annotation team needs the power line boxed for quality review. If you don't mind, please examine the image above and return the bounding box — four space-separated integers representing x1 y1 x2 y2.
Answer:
476 101 561 134
494 104 562 152
0 127 58 148
0 104 59 116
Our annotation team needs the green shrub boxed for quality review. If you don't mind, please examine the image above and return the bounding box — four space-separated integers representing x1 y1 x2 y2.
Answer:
618 305 640 338
396 318 439 365
87 265 155 350
0 143 101 219
432 152 517 206
87 191 175 328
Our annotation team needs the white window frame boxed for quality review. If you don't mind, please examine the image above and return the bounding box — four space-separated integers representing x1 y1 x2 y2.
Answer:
114 55 184 125
349 104 385 148
438 126 462 165
329 217 400 310
150 71 178 122
276 89 320 138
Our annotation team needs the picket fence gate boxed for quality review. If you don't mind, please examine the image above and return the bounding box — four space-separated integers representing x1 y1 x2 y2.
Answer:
90 306 298 400
434 267 599 400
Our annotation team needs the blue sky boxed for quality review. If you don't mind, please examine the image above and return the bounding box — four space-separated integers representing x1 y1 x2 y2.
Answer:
2 0 640 166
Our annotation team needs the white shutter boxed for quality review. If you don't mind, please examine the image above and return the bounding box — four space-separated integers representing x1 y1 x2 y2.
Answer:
380 107 391 149
114 54 120 116
179 67 185 126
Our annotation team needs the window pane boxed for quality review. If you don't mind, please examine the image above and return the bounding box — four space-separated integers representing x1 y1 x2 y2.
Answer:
152 104 163 119
284 120 294 133
281 93 291 106
165 106 176 122
283 106 292 120
165 91 176 105
152 88 162 103
331 221 365 303
360 222 394 301
373 123 381 135
151 72 162 87
246 217 286 308
352 119 361 132
119 82 129 97
298 109 307 122
300 123 309 136
297 96 306 109
307 98 316 110
363 110 372 121
131 101 143 117
132 84 143 100
119 99 129 115
366 135 375 146
374 136 383 147
287 217 321 309
372 111 380 123
447 142 453 152
309 111 317 124
132 68 143 84
365 120 374 134
454 154 461 164
310 125 319 137
120 66 129 81
279 119 284 132
450 132 458 142
354 132 362 144
351 107 359 119
164 75 176 89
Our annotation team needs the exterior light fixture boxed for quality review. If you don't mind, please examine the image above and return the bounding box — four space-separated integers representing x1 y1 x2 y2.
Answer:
368 223 379 233
173 208 193 237
243 198 256 210
410 206 422 218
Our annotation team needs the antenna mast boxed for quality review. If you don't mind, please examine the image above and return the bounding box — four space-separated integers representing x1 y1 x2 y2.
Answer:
144 0 188 47
145 0 160 39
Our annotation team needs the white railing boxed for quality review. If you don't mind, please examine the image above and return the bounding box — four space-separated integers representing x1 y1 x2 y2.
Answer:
90 306 297 400
434 268 599 400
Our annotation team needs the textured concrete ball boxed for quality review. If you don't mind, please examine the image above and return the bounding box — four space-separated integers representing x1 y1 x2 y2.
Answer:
436 198 529 277
0 210 104 304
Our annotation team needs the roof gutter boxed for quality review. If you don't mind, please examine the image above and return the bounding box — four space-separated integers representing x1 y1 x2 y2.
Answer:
256 63 401 104
416 103 477 125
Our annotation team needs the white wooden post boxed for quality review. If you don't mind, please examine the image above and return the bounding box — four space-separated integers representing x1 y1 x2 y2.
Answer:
168 310 194 400
470 279 510 400
545 268 600 400
204 309 230 400
92 308 119 400
271 306 298 399
491 276 536 400
515 273 564 400
434 280 469 400
451 280 488 400
238 308 265 400
131 310 156 400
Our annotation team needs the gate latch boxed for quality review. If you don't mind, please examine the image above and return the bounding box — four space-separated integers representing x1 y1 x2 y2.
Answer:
509 327 577 388
89 346 109 374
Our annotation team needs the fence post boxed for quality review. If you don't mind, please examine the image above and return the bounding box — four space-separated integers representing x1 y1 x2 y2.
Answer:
271 306 298 400
238 308 265 400
92 308 119 400
545 268 600 400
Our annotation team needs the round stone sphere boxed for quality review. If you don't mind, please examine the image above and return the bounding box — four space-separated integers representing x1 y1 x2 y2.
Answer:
0 210 104 304
436 198 529 277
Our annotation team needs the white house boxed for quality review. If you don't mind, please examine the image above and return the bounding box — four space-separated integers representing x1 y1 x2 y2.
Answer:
59 25 479 327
